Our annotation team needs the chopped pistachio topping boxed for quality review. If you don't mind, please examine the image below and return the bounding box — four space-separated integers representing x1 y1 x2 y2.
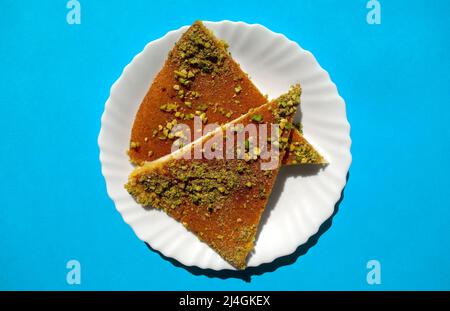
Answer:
196 103 208 111
160 102 179 113
172 22 228 75
291 141 325 164
130 141 140 149
184 113 195 120
251 114 263 123
126 161 252 211
244 139 250 151
263 170 272 177
272 85 301 123
186 90 201 99
236 163 247 174
271 85 302 149
174 69 188 78
253 147 261 157
293 122 303 134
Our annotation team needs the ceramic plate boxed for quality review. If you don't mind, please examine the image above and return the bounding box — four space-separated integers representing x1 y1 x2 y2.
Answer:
98 21 351 270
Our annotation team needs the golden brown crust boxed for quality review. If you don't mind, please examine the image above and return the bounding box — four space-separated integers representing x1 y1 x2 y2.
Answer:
129 21 268 164
126 86 301 269
128 21 321 167
124 20 324 268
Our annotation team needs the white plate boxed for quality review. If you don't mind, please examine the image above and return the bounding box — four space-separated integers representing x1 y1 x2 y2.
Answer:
98 21 351 270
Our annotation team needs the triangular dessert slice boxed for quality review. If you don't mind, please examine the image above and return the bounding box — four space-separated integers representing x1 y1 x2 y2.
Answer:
125 85 301 269
128 21 322 166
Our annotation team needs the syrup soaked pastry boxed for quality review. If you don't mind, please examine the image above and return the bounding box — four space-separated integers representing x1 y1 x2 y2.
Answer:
128 21 321 166
126 86 301 269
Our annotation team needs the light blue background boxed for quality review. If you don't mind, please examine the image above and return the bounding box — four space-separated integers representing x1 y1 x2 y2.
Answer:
0 0 449 290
